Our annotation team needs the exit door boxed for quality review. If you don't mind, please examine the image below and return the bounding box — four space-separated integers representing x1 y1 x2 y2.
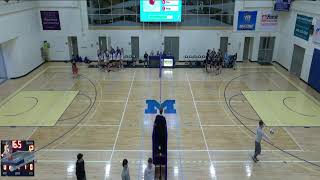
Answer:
131 36 139 60
290 44 305 77
68 36 79 59
164 37 179 61
243 37 254 61
99 36 107 51
220 37 228 56
0 46 7 84
258 37 275 64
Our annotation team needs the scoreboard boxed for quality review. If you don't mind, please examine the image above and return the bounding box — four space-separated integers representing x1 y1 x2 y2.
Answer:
1 140 35 176
140 0 182 22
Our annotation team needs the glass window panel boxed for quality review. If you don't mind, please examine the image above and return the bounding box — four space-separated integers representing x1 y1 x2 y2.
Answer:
197 15 210 26
87 0 234 27
123 0 137 14
111 14 125 25
136 0 140 14
112 0 124 14
222 0 234 15
210 0 222 14
221 14 233 26
181 15 198 26
88 14 101 25
99 0 112 15
87 0 100 15
99 15 113 25
198 0 210 14
124 15 139 25
185 0 198 15
182 0 186 14
209 14 222 26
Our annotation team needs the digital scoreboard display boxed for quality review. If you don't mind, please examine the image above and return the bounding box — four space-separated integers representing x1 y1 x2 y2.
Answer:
140 0 182 22
1 140 35 176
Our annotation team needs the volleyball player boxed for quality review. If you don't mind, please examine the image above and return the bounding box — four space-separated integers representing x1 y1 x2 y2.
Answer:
252 120 272 163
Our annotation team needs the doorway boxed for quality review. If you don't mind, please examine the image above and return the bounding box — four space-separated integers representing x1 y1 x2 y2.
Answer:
131 36 139 60
220 37 228 56
0 46 7 84
68 36 79 59
258 37 275 64
99 36 107 51
164 37 179 61
290 44 306 77
243 37 254 61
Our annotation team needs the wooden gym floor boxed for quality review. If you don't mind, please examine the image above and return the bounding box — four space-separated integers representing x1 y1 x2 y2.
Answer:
1 62 320 179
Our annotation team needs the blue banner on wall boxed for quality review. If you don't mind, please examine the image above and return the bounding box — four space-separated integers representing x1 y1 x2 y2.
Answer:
237 11 257 31
294 14 313 41
274 0 292 11
40 11 61 30
308 48 320 92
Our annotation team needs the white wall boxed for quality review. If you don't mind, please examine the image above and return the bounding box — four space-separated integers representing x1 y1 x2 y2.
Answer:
277 1 320 82
0 1 278 65
35 1 234 61
232 0 280 62
78 29 222 61
3 0 319 80
0 2 42 78
39 0 281 62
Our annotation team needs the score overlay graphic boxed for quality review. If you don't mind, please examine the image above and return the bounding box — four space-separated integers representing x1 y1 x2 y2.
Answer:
140 0 182 22
1 140 35 176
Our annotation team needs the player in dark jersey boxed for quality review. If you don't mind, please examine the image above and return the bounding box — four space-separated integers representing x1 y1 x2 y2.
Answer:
152 108 167 165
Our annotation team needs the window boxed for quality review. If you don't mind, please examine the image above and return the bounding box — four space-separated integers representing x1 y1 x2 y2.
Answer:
87 0 234 27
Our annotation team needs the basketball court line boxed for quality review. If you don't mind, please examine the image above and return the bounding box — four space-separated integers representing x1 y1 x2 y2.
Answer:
201 124 257 127
186 72 213 163
56 124 120 127
220 101 254 139
39 73 57 89
45 76 101 148
3 66 319 172
272 67 320 106
47 65 273 69
263 72 281 89
74 100 247 103
36 91 82 148
108 71 136 165
27 127 38 140
261 72 305 150
284 127 304 151
83 81 103 123
36 160 320 163
49 126 83 149
0 67 49 107
41 149 304 152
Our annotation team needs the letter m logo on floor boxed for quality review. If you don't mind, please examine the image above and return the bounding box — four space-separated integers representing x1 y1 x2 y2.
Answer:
145 99 176 114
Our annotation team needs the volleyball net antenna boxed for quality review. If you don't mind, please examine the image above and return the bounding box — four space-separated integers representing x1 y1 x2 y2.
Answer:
159 56 163 104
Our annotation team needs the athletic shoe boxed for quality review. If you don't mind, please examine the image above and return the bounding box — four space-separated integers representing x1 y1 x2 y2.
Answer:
252 156 257 163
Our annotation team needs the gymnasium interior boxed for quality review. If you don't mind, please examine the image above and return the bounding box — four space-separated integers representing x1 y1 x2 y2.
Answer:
1 0 320 179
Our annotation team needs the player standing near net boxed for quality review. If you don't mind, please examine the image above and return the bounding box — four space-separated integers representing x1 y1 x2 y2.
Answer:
252 120 272 163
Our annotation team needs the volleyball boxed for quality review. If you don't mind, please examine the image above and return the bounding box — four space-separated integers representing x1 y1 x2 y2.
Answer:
270 128 275 135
